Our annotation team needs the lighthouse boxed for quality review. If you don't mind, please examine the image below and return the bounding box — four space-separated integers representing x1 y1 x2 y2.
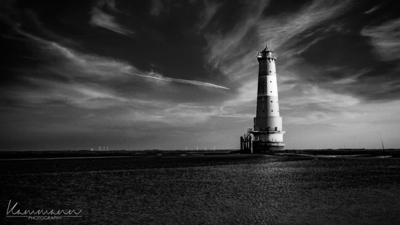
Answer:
240 45 285 153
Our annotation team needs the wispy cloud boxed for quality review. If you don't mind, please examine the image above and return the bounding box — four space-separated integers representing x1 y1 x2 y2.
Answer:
0 3 231 127
197 0 223 31
332 69 371 84
150 0 164 17
204 1 267 70
258 0 351 54
281 84 360 125
133 71 229 89
89 0 134 36
90 8 134 35
364 5 379 14
11 78 128 109
362 18 400 61
127 104 221 127
3 23 228 112
49 41 229 89
18 30 229 89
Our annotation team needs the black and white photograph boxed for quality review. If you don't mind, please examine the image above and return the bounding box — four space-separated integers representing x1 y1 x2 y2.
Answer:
1 0 400 224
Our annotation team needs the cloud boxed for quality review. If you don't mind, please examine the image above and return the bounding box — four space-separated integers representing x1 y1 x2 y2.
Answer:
206 0 351 80
2 21 229 111
49 41 229 89
258 0 351 54
16 29 229 90
89 0 134 36
364 5 379 14
204 1 267 70
98 0 118 11
150 0 164 17
0 1 76 48
10 78 128 109
90 8 134 35
0 2 232 137
127 103 221 127
134 71 229 89
332 69 371 84
218 79 257 119
197 0 223 31
361 18 400 61
281 83 360 125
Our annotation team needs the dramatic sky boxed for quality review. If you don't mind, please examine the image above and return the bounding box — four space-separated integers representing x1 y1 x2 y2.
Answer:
1 0 399 150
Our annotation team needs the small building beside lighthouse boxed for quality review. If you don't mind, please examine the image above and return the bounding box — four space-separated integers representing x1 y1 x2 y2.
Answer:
240 45 285 153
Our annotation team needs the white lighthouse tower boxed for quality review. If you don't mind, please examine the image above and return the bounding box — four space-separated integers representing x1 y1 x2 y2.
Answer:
241 45 285 153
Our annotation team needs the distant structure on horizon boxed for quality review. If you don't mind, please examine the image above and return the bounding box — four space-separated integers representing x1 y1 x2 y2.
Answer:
240 45 285 153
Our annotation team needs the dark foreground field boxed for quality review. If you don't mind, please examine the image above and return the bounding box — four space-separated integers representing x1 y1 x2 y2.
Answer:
0 153 308 175
1 152 400 224
0 148 399 160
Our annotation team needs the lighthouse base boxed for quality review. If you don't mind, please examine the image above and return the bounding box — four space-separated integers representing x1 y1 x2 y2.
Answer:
252 141 285 153
240 129 285 153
